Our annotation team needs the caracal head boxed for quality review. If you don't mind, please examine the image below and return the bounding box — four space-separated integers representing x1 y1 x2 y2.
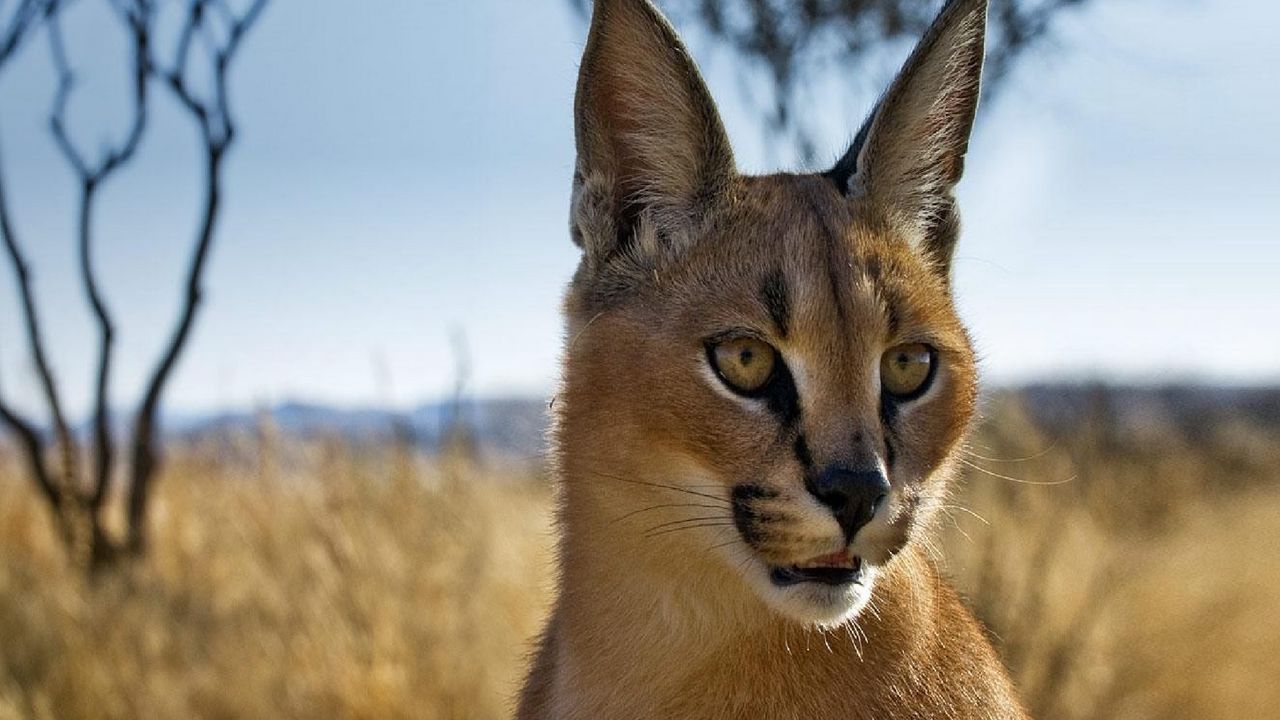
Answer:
558 0 987 627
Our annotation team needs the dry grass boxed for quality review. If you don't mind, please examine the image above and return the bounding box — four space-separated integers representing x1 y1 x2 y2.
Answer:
0 387 1277 719
0 443 553 720
943 389 1280 719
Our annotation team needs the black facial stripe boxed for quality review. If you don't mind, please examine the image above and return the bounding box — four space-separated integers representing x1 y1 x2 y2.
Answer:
761 269 790 338
797 188 851 330
885 301 902 339
879 390 900 428
762 361 801 431
864 255 882 281
880 392 899 469
732 484 779 548
880 279 911 342
793 434 814 470
861 254 902 339
732 484 778 502
825 254 849 330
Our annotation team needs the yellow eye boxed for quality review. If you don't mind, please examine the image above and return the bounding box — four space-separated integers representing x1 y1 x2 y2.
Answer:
709 337 778 394
881 344 935 399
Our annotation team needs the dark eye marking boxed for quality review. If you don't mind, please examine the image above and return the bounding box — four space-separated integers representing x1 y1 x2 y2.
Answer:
760 269 790 338
707 329 802 431
879 392 900 469
761 360 801 430
793 435 814 470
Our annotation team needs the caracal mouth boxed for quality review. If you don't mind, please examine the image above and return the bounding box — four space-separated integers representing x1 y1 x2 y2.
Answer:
768 549 864 588
725 546 878 628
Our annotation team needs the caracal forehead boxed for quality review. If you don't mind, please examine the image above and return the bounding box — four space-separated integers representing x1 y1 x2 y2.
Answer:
664 173 963 359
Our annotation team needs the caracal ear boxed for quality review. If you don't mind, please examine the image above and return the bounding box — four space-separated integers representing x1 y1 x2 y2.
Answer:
827 0 987 277
571 0 735 267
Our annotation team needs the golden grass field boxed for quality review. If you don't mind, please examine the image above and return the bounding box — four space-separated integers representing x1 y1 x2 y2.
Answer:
1 387 1277 719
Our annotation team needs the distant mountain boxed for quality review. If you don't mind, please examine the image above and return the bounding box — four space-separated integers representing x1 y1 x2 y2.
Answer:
1015 383 1280 438
177 397 552 458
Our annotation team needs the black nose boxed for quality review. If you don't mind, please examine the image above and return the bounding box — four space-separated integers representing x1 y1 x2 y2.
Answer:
807 465 890 540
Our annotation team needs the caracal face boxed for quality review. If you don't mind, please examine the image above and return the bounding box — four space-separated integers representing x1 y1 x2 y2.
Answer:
560 0 986 627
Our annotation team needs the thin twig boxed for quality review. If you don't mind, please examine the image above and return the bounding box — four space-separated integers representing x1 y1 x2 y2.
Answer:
0 141 79 504
45 0 154 510
127 0 268 551
0 391 59 508
0 0 77 540
0 0 45 66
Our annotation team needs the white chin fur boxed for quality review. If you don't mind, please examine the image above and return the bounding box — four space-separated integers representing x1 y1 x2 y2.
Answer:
739 556 878 629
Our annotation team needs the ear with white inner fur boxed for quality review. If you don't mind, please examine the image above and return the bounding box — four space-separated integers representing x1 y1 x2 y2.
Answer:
827 0 987 276
571 0 735 266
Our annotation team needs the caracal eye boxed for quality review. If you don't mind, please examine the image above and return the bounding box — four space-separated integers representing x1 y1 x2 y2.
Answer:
881 343 935 399
710 337 778 394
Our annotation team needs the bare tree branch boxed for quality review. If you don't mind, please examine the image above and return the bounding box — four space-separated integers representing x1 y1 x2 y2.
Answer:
46 19 89 178
127 0 267 552
0 373 60 510
44 0 154 511
0 0 45 66
0 0 79 545
0 209 66 520
0 390 73 548
0 127 80 509
0 0 269 564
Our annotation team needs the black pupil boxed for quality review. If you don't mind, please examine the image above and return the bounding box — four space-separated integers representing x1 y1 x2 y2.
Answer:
739 348 754 366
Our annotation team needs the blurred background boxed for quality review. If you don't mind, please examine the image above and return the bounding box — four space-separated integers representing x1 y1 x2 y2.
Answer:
0 0 1276 718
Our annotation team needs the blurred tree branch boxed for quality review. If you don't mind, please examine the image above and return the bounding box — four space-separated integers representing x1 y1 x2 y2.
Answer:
46 0 150 522
0 0 268 567
129 0 268 554
568 0 1090 160
0 0 78 544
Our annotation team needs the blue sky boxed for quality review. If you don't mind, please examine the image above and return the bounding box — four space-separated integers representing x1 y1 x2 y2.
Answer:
0 0 1277 418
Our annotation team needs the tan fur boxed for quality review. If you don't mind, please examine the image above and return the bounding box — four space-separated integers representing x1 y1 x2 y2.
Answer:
520 0 1027 717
